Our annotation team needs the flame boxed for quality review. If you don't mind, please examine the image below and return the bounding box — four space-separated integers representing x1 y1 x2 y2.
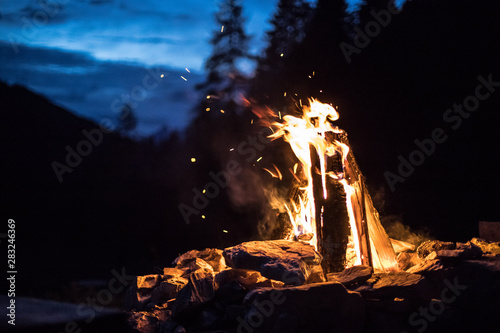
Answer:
269 98 398 272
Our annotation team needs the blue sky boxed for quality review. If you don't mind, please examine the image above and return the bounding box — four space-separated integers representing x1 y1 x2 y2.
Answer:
0 0 361 136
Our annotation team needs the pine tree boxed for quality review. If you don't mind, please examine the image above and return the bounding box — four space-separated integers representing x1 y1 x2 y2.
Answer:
198 0 253 116
262 0 312 68
251 0 313 105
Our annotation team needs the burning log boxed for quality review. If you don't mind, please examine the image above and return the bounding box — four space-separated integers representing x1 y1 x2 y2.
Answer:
269 99 398 273
311 140 350 273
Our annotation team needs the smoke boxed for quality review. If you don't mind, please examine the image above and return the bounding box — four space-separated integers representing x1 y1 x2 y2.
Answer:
371 185 432 247
382 215 432 247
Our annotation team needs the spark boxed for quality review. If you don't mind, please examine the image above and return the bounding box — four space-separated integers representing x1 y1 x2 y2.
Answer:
191 158 196 162
221 25 224 32
181 76 187 81
257 157 262 162
263 168 275 178
223 230 228 233
230 148 234 151
206 108 210 111
284 92 287 97
280 53 284 57
308 75 312 79
185 68 190 73
160 74 165 78
207 95 211 99
263 165 282 180
268 126 274 133
202 215 206 219
251 119 254 124
279 111 282 119
202 189 206 194
273 164 283 180
299 99 302 107
220 110 225 113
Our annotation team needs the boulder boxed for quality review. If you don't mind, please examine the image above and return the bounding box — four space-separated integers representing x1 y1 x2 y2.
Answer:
163 267 185 278
337 265 373 286
171 269 215 318
241 282 365 333
126 274 163 310
127 312 158 333
354 272 433 300
407 259 445 275
470 238 500 256
137 274 162 289
479 221 500 242
223 240 323 286
173 248 226 272
417 240 455 259
215 268 284 291
149 276 188 306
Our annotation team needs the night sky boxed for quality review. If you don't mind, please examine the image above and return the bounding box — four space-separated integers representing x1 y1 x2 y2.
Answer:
0 0 333 135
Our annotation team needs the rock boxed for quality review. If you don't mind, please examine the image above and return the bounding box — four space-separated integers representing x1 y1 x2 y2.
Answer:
149 276 188 306
354 272 433 300
137 274 162 289
470 237 500 256
305 265 326 283
163 267 185 278
417 240 455 259
397 251 422 271
479 221 500 242
241 282 365 333
127 312 158 333
215 280 248 306
223 240 323 286
215 268 284 290
407 259 445 274
126 275 163 311
390 238 416 253
174 248 226 272
183 257 215 274
337 265 373 286
423 241 483 260
171 269 215 319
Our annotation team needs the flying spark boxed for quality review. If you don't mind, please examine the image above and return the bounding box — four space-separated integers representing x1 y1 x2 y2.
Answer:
185 68 190 73
181 76 187 81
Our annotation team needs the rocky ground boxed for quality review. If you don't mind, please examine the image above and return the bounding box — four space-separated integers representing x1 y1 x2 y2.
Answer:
125 238 500 333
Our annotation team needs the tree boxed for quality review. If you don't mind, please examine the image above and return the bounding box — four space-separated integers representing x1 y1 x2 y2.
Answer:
251 0 313 104
198 0 253 116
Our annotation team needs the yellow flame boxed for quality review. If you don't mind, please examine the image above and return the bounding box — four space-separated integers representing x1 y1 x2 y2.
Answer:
269 98 398 271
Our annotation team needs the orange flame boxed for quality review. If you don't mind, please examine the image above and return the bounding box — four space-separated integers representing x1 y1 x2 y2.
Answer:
269 98 398 272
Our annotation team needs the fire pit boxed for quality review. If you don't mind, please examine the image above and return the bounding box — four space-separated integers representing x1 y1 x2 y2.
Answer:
125 100 500 333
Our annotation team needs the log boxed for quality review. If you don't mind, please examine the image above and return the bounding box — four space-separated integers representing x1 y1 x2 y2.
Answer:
311 136 350 273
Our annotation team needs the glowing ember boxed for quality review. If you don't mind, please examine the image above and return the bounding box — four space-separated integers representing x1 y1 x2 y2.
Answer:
269 99 398 272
